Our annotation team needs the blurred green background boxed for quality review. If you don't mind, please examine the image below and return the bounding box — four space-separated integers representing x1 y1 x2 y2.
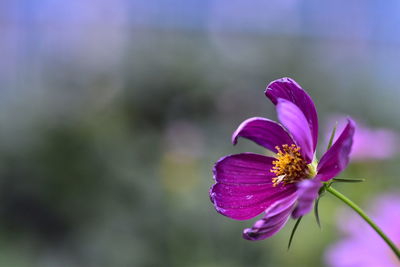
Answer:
0 1 399 266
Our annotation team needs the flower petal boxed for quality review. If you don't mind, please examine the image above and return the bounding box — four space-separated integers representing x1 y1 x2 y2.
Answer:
232 117 295 153
242 192 298 240
210 153 297 220
213 153 276 184
210 183 296 220
317 119 355 181
266 77 319 153
276 98 314 162
292 178 322 219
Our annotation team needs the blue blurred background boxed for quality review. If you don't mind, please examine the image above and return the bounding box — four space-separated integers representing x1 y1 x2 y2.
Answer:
0 1 399 266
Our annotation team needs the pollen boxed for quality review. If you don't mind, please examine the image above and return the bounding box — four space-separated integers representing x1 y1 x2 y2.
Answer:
271 144 309 187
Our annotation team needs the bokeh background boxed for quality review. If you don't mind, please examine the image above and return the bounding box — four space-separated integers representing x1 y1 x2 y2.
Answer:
1 1 400 266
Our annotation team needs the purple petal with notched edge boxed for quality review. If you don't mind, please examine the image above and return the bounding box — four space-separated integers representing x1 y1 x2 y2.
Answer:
210 153 297 220
292 178 322 219
276 99 314 162
213 153 276 184
243 192 298 240
210 183 296 220
317 119 355 181
232 117 295 153
266 77 319 152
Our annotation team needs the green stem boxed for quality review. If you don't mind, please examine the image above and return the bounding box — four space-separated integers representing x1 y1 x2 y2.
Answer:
326 186 400 260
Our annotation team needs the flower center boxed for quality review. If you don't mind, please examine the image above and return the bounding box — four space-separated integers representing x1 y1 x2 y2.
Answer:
270 144 309 187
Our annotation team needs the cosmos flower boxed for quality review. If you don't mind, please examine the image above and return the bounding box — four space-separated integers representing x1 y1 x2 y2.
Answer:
326 194 400 267
210 77 355 240
326 116 399 161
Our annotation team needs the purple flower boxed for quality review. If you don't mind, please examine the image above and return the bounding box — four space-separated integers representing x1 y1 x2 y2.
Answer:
326 194 400 267
326 116 399 161
210 77 355 241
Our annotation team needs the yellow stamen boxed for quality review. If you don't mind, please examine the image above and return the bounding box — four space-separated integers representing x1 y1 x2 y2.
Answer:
271 144 309 187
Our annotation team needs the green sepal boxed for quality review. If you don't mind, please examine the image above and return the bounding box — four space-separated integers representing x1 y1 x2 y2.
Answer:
314 196 322 229
326 122 338 151
287 216 303 250
333 178 365 183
